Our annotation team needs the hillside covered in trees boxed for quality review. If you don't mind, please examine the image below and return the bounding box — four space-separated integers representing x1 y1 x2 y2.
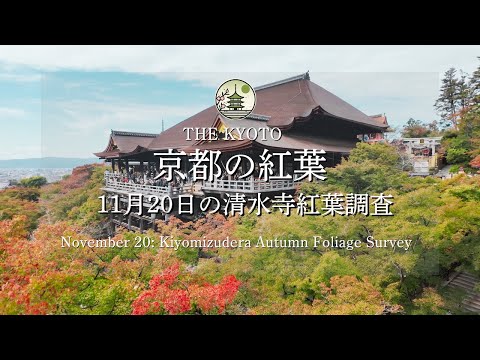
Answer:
434 58 480 173
1 141 479 315
1 57 479 315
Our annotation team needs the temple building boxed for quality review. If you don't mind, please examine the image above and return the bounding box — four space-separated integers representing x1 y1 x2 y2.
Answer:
94 72 388 232
362 114 389 143
94 130 157 160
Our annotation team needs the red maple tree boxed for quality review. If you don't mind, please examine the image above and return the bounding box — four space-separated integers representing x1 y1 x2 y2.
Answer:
132 263 241 315
470 155 480 169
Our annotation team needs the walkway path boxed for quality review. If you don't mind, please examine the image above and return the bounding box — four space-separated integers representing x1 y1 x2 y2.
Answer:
435 165 452 178
445 272 480 313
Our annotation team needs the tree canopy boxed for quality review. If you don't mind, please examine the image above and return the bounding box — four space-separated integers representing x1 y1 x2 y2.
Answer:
19 176 47 188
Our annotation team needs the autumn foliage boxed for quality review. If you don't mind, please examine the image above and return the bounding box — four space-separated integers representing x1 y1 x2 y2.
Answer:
2 152 480 315
0 166 242 315
0 187 43 231
470 155 480 169
0 214 241 315
132 263 241 315
57 165 98 192
0 216 90 314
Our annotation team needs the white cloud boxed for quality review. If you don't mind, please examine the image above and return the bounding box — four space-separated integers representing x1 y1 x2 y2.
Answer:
0 45 478 79
0 106 27 118
43 99 204 133
0 45 478 158
0 45 474 125
0 144 41 159
0 72 41 82
38 99 207 158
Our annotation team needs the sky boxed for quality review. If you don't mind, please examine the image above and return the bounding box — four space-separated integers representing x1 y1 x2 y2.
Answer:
0 45 479 160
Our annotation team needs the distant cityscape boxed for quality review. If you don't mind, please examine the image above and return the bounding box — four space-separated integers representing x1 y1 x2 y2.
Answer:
0 157 102 189
0 168 73 189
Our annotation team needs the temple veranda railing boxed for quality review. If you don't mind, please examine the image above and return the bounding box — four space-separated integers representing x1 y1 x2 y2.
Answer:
103 173 182 197
103 172 297 198
202 178 295 193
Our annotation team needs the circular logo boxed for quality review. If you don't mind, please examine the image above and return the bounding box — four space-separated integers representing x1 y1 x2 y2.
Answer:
215 79 256 120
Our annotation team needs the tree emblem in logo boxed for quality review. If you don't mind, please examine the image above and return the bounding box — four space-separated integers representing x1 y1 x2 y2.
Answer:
215 79 256 120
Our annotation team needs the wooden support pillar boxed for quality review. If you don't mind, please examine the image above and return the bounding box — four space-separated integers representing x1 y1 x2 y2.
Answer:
111 159 115 172
183 155 188 174
140 161 144 176
127 214 132 230
125 159 130 179
140 218 144 232
151 212 156 231
109 212 114 235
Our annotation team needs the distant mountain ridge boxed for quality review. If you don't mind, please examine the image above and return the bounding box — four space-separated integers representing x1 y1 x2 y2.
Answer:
0 157 102 168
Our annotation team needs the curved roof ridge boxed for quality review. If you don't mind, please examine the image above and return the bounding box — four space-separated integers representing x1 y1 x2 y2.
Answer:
111 130 158 137
305 80 387 129
245 113 270 121
255 72 310 91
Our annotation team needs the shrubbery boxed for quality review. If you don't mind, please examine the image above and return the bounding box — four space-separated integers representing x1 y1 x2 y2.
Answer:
19 176 47 188
1 145 480 314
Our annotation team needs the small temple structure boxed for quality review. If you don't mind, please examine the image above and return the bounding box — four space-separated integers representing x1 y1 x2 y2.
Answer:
399 136 443 176
94 72 389 232
362 114 389 143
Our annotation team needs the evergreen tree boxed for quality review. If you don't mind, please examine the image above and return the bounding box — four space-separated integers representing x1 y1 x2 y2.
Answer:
470 57 480 104
457 70 472 108
435 68 460 130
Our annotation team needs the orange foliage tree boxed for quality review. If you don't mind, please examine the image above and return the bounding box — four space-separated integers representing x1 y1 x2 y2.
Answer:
0 216 92 314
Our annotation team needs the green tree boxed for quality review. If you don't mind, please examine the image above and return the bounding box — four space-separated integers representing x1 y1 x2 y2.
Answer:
427 120 440 135
20 176 47 188
402 118 431 138
457 70 473 109
435 68 460 130
470 57 480 104
328 142 411 193
348 142 400 167
412 288 446 315
459 104 480 157
446 147 470 164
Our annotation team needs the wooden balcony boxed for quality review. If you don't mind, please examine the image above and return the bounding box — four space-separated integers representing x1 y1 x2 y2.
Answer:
103 174 184 198
103 173 296 197
202 178 296 194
